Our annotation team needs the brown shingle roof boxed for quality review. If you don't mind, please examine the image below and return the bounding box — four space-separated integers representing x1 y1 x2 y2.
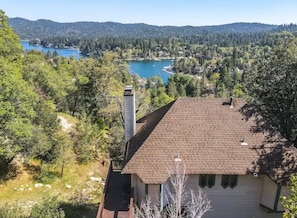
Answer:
122 98 297 184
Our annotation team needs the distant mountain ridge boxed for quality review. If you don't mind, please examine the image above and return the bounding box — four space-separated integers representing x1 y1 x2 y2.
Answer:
8 17 286 39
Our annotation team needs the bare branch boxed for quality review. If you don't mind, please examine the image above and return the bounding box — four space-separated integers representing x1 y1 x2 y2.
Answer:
187 188 211 218
134 196 161 218
134 163 211 218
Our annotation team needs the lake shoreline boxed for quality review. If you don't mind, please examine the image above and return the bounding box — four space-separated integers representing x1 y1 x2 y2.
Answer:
124 57 174 61
21 40 174 82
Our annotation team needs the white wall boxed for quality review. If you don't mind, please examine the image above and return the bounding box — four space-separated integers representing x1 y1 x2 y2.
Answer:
277 185 290 211
132 174 160 206
132 174 146 205
148 184 160 206
261 175 277 210
133 173 286 218
184 175 282 218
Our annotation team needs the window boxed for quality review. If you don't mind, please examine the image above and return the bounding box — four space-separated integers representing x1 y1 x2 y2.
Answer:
221 175 229 188
221 175 238 189
199 174 216 188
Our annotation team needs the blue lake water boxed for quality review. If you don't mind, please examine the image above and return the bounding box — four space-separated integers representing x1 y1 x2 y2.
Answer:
128 60 173 83
21 40 173 83
21 40 81 59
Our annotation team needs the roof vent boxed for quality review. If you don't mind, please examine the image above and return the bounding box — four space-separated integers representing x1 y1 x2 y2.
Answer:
240 138 248 146
174 154 182 162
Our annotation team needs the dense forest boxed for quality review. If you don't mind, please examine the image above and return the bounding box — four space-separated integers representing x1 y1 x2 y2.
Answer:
9 18 297 103
2 10 297 217
9 18 281 39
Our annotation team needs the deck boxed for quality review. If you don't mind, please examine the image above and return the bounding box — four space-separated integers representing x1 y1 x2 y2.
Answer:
97 161 133 218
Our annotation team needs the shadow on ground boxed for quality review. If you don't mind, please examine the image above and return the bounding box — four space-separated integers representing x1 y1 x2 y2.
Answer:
61 203 99 218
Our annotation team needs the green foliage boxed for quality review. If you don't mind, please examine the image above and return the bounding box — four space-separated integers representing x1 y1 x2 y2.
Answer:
73 115 109 163
0 10 22 61
37 164 60 184
166 73 201 98
29 100 61 163
22 51 74 109
247 35 297 147
281 175 297 218
30 196 65 218
0 10 38 172
146 76 174 111
0 202 26 218
108 125 125 160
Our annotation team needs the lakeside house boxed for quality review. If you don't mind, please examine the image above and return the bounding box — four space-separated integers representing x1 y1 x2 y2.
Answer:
97 87 297 218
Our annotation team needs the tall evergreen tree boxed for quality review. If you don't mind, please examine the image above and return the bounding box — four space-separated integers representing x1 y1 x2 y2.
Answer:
247 35 297 147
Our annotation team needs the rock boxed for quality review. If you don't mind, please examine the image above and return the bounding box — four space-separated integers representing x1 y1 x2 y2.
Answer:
58 116 72 131
34 183 43 188
45 184 52 189
65 184 72 189
90 176 102 182
28 188 32 191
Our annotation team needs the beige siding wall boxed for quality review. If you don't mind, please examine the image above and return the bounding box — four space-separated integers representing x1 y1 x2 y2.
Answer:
133 174 146 204
277 186 290 211
260 175 277 210
185 175 282 218
133 173 288 217
148 184 160 206
132 174 161 206
131 174 138 202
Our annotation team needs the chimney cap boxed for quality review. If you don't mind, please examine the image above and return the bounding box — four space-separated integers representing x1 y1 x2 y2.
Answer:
124 86 134 96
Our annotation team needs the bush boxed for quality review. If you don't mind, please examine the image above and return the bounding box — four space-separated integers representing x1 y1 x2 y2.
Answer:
30 196 65 218
37 164 59 184
0 203 26 218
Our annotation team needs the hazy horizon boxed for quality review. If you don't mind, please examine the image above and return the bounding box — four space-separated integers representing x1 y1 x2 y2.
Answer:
10 16 289 27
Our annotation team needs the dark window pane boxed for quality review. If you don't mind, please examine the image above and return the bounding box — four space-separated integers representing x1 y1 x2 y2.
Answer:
229 175 238 189
207 174 216 188
199 174 207 188
221 175 229 188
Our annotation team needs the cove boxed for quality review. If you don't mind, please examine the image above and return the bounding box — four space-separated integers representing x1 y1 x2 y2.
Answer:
21 41 173 83
21 40 81 59
127 59 173 83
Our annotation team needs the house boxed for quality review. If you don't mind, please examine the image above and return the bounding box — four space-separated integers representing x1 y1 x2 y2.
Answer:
98 86 297 218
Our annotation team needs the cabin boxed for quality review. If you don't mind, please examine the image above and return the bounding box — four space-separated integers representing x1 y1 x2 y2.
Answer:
97 86 297 218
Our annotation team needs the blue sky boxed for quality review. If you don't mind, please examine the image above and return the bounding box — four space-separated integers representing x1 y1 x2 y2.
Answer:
1 0 297 26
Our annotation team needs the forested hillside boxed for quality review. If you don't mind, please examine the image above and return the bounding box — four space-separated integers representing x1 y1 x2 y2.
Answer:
9 17 279 39
0 10 135 217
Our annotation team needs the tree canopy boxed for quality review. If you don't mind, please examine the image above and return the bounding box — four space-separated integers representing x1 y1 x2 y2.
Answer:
247 35 297 147
0 10 38 171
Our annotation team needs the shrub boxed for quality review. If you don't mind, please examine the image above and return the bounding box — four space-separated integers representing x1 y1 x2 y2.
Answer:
30 196 65 218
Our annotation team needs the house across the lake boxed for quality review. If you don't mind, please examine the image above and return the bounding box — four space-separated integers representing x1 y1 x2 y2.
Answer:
97 86 297 218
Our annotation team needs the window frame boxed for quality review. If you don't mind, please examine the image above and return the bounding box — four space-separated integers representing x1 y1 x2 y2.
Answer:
199 174 216 188
221 175 238 189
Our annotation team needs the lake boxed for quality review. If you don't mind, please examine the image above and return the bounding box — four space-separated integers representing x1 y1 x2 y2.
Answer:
127 59 173 83
21 40 81 59
21 40 173 83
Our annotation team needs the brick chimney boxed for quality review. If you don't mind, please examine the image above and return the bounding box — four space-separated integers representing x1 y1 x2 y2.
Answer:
124 86 136 142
